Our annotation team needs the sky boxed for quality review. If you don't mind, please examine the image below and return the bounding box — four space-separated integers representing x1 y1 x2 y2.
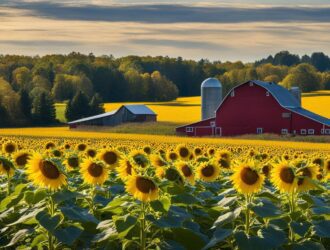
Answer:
1 0 330 62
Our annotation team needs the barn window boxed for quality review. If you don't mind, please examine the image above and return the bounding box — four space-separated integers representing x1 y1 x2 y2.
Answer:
282 113 291 118
210 121 216 127
256 128 263 134
186 127 194 132
230 90 235 97
325 129 330 134
281 129 288 135
321 129 325 134
249 82 254 86
266 91 270 96
300 129 307 135
308 129 314 135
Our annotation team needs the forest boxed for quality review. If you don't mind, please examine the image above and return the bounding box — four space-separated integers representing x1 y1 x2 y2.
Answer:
0 51 330 127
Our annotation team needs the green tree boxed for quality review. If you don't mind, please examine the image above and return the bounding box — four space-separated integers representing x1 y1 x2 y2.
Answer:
32 92 56 125
19 89 32 122
65 91 90 121
281 64 321 92
88 94 105 116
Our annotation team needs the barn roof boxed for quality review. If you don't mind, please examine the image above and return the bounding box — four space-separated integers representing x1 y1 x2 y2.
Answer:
68 110 117 124
124 104 156 115
251 80 300 108
68 104 156 124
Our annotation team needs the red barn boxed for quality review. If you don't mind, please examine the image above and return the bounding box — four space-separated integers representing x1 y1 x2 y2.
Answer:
176 80 330 136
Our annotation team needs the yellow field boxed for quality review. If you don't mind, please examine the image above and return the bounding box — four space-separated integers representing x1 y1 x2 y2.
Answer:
0 127 329 151
56 93 330 123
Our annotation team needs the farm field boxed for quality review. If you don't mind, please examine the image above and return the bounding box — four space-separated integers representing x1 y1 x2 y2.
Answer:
56 92 330 124
0 135 329 249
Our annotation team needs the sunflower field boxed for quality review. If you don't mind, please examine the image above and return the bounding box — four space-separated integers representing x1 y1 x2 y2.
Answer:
0 136 329 250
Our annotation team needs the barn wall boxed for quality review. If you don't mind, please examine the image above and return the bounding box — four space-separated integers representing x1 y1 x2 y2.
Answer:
215 83 328 136
216 83 293 136
291 112 329 135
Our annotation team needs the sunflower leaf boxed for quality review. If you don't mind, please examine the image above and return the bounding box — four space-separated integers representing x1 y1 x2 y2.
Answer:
53 225 83 246
202 228 232 250
212 207 241 229
313 220 330 238
35 210 61 233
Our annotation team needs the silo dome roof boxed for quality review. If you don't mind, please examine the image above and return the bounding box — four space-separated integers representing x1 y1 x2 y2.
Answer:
201 78 221 88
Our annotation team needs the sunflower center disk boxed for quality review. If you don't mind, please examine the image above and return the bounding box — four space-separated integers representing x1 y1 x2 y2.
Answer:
40 160 60 179
297 168 312 186
88 163 103 177
16 154 29 166
179 148 189 158
104 152 117 165
219 158 230 168
5 144 15 153
126 161 133 175
181 165 192 177
68 157 79 168
136 177 156 193
240 167 259 185
280 167 295 184
202 165 215 177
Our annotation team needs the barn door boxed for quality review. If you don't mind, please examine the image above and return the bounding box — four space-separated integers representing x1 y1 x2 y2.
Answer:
215 127 222 136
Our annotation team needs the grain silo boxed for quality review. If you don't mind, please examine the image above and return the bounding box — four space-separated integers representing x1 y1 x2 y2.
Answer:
201 78 222 120
290 86 301 106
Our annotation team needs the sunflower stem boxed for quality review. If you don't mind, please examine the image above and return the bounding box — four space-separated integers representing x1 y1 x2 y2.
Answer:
245 194 251 235
6 173 11 195
48 194 55 250
140 202 146 250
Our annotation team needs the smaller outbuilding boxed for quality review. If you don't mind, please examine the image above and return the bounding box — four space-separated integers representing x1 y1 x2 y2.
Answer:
68 104 157 129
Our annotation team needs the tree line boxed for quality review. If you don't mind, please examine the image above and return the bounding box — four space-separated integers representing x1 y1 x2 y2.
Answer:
0 51 329 127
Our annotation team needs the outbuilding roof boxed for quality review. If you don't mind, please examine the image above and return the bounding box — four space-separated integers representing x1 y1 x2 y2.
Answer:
68 104 156 124
124 104 157 115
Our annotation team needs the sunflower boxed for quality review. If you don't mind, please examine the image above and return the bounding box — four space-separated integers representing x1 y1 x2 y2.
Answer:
126 175 158 202
76 143 87 152
296 163 318 192
118 157 136 180
13 151 31 168
193 147 203 157
143 146 152 155
0 157 15 177
63 155 80 171
166 150 179 162
175 144 190 160
231 162 265 195
215 152 231 170
2 141 16 154
86 148 97 158
45 141 56 150
80 158 108 185
207 148 215 157
52 149 62 158
271 161 297 193
196 161 221 182
150 154 167 168
175 161 195 185
129 150 149 168
97 149 121 169
26 153 66 190
155 167 166 179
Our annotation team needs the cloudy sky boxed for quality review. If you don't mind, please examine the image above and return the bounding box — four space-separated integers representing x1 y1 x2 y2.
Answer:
1 0 330 61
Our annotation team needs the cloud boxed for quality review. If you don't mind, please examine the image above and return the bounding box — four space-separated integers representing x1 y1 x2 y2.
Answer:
0 40 81 47
2 1 330 23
